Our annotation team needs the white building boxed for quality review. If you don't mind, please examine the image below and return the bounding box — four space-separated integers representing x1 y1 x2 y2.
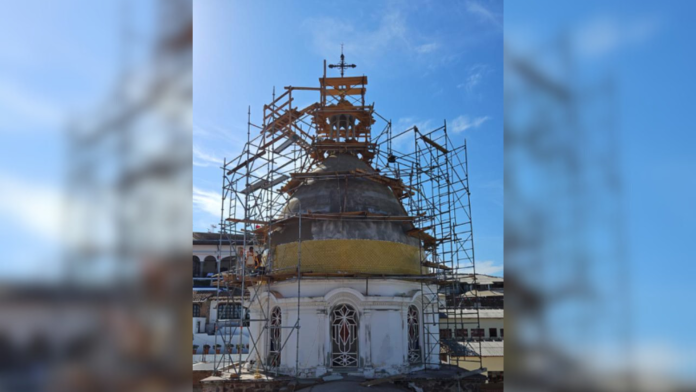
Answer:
192 290 250 355
248 278 437 378
241 153 441 378
439 274 505 382
201 62 489 382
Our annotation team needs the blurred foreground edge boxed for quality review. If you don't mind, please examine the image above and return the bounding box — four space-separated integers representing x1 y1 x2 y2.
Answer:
0 1 192 392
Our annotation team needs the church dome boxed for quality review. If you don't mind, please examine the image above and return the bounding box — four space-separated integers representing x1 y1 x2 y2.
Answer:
281 154 406 217
270 154 421 276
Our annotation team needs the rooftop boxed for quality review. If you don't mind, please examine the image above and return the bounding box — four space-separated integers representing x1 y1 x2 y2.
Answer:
461 289 504 297
441 340 504 357
462 341 504 357
193 232 245 245
457 274 504 285
440 309 504 319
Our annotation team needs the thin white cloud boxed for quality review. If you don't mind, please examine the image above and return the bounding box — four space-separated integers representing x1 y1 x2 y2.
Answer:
193 186 221 218
586 340 696 387
193 144 224 168
451 115 490 133
194 121 246 148
457 64 491 93
415 42 439 54
396 117 433 133
474 260 503 276
305 10 406 62
466 1 502 28
304 8 443 68
575 16 661 58
0 78 65 130
392 117 433 153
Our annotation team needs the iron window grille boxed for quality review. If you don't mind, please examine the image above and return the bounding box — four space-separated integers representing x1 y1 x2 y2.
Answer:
330 304 359 368
407 305 421 364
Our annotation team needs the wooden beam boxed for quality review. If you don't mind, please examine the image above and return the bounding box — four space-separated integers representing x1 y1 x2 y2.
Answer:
240 174 289 195
325 87 366 96
267 89 290 106
258 133 287 150
421 134 449 154
264 97 293 120
321 76 368 86
226 150 265 175
406 228 438 249
303 212 417 221
284 86 322 91
225 218 268 225
422 261 452 270
289 122 315 142
298 102 320 115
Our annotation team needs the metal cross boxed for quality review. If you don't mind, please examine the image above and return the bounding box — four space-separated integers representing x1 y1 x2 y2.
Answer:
328 44 356 77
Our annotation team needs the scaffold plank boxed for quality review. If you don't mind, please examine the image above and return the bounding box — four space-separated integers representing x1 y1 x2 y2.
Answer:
321 76 368 86
421 134 449 154
226 150 266 175
422 261 452 270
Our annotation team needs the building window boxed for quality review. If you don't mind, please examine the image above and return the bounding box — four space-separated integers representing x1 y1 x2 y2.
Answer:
193 304 201 317
440 329 452 339
489 328 498 338
501 328 504 338
193 256 200 277
269 307 281 367
217 303 241 320
455 328 468 338
471 328 485 339
244 308 250 327
330 304 359 368
407 305 421 364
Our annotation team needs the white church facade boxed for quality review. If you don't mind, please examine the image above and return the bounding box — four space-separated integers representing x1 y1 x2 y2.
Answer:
248 279 440 378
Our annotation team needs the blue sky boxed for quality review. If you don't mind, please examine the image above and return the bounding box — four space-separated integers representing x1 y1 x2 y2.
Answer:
507 0 696 381
193 0 504 276
0 1 153 280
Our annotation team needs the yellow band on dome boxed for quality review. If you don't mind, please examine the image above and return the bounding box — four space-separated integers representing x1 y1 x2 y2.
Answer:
272 239 422 275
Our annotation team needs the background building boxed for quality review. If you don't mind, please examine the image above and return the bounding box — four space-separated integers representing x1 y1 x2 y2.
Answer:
193 232 250 355
439 273 504 382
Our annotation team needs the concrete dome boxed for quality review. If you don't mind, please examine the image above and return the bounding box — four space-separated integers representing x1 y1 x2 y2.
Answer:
270 154 421 276
281 154 407 217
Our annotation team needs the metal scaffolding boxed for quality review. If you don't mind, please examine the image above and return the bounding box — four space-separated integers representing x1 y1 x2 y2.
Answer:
211 60 483 379
374 122 484 370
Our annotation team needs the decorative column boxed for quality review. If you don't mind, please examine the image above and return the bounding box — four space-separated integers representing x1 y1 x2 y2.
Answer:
361 308 374 378
314 305 329 377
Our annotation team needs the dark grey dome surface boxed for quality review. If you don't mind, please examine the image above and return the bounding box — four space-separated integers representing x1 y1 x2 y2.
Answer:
273 154 417 247
281 154 406 217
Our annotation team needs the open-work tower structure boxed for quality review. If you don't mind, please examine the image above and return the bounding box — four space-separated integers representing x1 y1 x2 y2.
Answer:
214 54 483 379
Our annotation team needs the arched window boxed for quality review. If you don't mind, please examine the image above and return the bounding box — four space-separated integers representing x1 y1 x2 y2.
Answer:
408 305 421 363
269 307 281 367
202 256 217 277
220 256 233 273
338 114 349 130
328 114 356 139
193 256 200 277
330 304 359 368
